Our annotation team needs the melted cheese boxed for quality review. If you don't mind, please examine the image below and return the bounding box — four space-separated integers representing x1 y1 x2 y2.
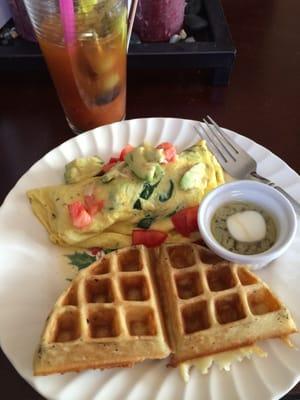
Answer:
281 336 297 349
179 345 267 383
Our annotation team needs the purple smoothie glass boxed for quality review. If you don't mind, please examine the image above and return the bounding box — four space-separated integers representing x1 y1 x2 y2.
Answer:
8 0 36 41
133 0 185 42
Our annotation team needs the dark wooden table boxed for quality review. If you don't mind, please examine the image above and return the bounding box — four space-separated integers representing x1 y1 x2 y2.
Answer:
0 0 299 399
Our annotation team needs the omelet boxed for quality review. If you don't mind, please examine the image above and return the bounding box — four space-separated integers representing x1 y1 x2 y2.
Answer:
27 140 224 249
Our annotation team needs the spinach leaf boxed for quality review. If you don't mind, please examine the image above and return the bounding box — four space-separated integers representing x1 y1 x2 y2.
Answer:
137 216 155 229
140 180 160 200
166 209 177 217
103 248 117 254
133 198 142 210
159 180 174 202
166 205 181 218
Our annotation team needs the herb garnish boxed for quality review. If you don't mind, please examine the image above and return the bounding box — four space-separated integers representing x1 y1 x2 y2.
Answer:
65 252 96 270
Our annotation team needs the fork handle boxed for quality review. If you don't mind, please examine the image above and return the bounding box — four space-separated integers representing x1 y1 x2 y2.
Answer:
249 171 300 215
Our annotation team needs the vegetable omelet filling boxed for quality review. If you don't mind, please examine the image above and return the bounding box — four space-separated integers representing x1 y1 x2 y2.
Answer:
27 140 224 249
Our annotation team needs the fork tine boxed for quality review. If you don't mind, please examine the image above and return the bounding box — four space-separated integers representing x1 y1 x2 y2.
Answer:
207 115 239 154
195 122 228 163
203 118 236 162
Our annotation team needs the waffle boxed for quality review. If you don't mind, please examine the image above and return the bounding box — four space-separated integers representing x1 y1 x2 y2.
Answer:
156 243 297 366
34 245 170 376
34 243 297 375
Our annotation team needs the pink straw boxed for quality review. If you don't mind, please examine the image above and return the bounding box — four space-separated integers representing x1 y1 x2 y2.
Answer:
59 0 75 45
127 0 139 50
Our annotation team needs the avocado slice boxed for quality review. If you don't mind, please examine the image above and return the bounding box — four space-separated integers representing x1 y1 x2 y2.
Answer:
64 156 104 184
179 163 207 190
125 145 165 182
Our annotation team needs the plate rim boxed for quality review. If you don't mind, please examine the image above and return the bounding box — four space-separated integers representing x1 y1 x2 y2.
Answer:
0 117 299 400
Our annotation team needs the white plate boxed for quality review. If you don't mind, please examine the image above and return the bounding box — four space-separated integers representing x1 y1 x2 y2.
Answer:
0 118 299 400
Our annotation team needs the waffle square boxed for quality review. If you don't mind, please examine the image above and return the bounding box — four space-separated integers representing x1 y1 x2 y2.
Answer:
156 243 297 366
34 246 170 375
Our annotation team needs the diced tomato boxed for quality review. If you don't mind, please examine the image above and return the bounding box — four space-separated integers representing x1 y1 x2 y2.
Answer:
109 157 119 163
68 201 92 229
171 206 199 237
84 195 97 216
186 206 199 233
89 247 102 255
119 144 134 161
101 161 117 173
132 229 167 248
156 142 177 162
84 195 104 216
101 156 119 174
97 199 105 212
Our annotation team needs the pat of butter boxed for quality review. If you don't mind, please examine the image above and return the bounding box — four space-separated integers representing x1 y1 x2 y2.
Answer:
227 210 266 242
179 345 267 383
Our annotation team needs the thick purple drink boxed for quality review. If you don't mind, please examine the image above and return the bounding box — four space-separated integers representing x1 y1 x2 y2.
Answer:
133 0 185 42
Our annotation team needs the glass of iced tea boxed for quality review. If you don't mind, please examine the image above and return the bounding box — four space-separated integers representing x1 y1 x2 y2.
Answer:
24 0 127 133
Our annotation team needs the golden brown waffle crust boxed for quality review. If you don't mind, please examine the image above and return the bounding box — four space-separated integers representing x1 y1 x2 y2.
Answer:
34 340 156 376
34 245 170 376
156 243 297 367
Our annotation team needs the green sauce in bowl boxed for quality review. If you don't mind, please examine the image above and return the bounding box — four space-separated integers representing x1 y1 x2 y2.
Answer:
211 202 277 255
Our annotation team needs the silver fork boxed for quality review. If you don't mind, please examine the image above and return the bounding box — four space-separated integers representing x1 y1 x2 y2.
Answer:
195 115 300 215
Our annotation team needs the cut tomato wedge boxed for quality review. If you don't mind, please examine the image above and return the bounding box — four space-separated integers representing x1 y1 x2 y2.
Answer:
171 206 199 237
68 201 92 229
186 206 199 233
109 157 119 163
156 142 177 162
101 160 117 173
132 229 167 247
69 196 104 228
84 195 104 216
119 144 134 161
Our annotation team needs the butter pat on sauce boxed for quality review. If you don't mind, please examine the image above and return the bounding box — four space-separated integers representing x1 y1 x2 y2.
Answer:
227 210 266 242
211 202 277 255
